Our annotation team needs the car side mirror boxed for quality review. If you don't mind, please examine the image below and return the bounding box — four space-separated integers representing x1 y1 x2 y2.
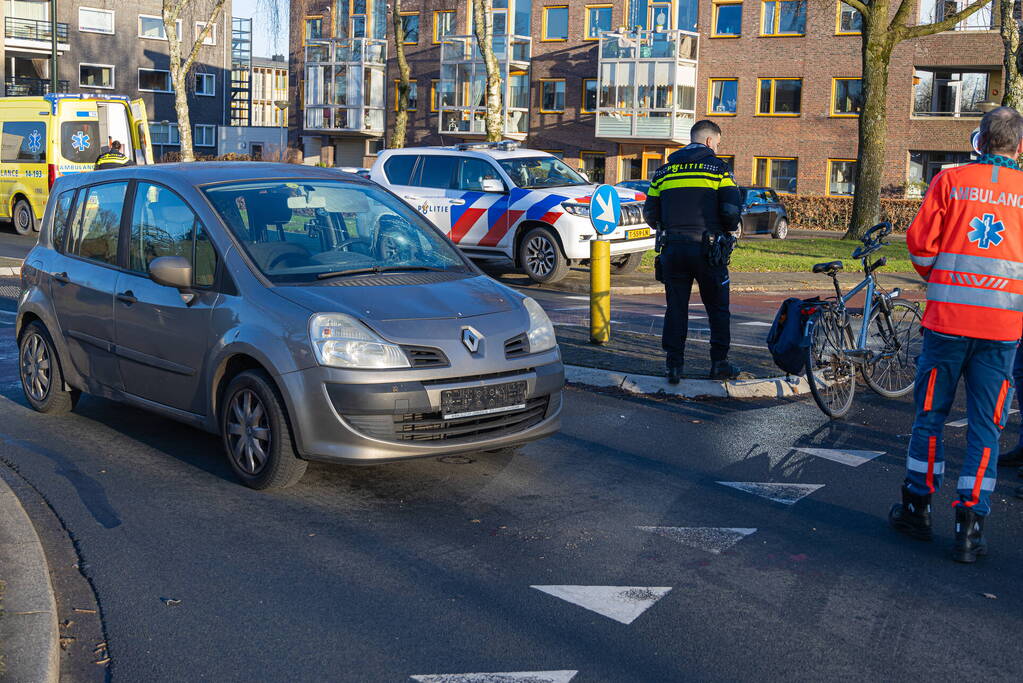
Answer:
481 178 506 193
150 255 193 291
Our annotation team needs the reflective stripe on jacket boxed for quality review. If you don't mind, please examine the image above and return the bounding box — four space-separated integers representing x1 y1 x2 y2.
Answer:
908 157 1023 341
95 152 130 169
643 143 741 238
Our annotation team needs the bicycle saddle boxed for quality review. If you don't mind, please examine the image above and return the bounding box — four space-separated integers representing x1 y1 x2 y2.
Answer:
812 260 844 274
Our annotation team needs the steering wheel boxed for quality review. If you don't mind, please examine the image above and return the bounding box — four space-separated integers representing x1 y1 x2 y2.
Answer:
332 237 373 253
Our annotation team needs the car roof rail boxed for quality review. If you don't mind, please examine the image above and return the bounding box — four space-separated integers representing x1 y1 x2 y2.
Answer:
453 140 520 152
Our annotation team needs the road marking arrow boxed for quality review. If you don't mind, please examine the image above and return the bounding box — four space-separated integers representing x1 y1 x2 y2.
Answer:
531 585 671 625
637 526 757 554
593 193 615 224
794 448 885 467
717 481 824 505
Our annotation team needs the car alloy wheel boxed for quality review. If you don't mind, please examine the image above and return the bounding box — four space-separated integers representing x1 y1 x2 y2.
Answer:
13 202 34 236
773 219 789 239
525 234 557 277
226 388 272 476
20 332 51 403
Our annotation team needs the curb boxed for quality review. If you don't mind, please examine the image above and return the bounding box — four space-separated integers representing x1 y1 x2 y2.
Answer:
0 471 59 683
565 364 810 399
0 267 21 277
513 278 925 297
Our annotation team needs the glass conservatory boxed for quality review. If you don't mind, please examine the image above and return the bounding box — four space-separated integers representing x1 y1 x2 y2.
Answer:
303 38 387 135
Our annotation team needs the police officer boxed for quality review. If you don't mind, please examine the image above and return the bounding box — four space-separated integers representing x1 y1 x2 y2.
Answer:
643 120 741 384
94 140 132 170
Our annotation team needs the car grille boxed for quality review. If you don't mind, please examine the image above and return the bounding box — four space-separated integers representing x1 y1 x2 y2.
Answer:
344 396 549 443
504 333 529 359
620 202 645 226
402 345 449 368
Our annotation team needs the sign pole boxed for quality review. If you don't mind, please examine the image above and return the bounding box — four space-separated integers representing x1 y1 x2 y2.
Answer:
589 236 611 344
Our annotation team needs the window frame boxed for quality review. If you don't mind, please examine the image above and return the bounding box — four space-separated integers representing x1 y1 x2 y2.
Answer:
195 72 216 97
430 79 440 112
707 77 739 116
580 151 606 183
830 77 862 117
760 0 806 37
826 158 857 196
149 121 180 145
138 14 182 41
78 7 115 35
835 1 863 35
304 15 324 44
584 4 613 41
712 0 743 38
394 80 419 112
79 63 115 90
194 124 216 148
65 180 130 270
539 78 567 113
138 68 173 93
433 10 456 44
399 11 420 45
196 21 217 46
581 78 598 114
542 5 570 42
756 77 802 116
753 156 799 194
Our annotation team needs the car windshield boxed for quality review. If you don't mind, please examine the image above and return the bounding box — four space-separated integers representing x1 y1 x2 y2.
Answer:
202 180 470 284
498 157 589 189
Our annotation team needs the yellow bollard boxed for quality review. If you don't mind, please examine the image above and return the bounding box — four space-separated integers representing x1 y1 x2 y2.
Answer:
590 237 611 344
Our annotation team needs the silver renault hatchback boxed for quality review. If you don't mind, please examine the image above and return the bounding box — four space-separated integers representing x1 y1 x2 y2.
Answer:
16 163 564 489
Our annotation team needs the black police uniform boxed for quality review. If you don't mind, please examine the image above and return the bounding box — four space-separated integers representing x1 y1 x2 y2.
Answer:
643 143 742 378
94 151 131 170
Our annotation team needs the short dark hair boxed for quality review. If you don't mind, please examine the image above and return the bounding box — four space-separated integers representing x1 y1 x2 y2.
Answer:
690 119 722 144
979 106 1023 156
110 140 122 151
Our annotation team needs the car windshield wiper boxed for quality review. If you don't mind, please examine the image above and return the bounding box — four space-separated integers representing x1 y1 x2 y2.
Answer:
316 265 448 280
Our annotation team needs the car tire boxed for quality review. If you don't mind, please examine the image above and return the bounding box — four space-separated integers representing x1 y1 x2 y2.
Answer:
520 227 570 283
12 199 36 236
221 370 308 490
609 252 643 275
18 321 80 414
772 218 789 239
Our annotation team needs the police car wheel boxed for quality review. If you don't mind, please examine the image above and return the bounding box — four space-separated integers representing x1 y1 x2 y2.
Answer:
772 218 789 239
520 227 569 283
12 199 35 236
609 252 643 275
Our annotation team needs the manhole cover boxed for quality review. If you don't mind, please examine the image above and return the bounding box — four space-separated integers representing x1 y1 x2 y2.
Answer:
438 455 475 465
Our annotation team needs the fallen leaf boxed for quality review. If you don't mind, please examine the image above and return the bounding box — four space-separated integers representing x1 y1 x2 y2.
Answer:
95 657 111 666
72 608 97 614
691 419 702 424
981 593 997 600
161 598 181 606
469 519 481 523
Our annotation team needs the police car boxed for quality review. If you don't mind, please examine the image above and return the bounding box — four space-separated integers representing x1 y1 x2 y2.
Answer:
370 142 651 283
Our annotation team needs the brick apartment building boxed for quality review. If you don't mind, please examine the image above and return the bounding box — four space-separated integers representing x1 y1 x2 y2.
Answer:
291 0 1003 196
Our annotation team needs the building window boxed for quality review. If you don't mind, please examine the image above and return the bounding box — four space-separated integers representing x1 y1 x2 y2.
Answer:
828 159 856 196
540 79 566 112
543 6 569 41
367 138 385 156
196 22 216 46
718 155 735 173
831 78 863 116
194 124 215 148
757 78 801 115
908 150 973 191
430 79 440 112
79 7 114 34
919 0 993 31
712 0 743 37
582 78 598 113
581 151 606 183
195 72 216 96
138 14 181 40
585 5 613 39
709 78 738 114
149 121 180 145
305 16 323 42
433 10 456 43
80 64 114 89
394 80 418 111
913 69 991 117
138 68 172 93
400 12 419 44
761 0 806 35
836 2 862 34
754 157 798 193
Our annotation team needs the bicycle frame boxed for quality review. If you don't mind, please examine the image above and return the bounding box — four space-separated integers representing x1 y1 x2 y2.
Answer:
830 270 878 354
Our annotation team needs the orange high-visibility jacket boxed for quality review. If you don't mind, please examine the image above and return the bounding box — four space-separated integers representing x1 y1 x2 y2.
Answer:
908 159 1023 341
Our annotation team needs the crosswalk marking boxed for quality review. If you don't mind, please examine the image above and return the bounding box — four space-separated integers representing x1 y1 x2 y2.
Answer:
738 321 772 327
410 672 578 682
717 481 824 505
637 526 757 554
794 448 885 467
531 585 671 625
947 409 1018 428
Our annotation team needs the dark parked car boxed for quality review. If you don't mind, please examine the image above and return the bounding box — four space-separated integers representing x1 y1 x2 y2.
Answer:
615 181 790 239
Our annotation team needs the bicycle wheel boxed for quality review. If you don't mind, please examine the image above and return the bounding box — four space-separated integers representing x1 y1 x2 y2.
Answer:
804 311 856 419
863 299 923 398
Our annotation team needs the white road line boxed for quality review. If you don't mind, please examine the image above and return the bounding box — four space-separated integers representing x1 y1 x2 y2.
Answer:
717 481 824 505
410 672 578 682
947 409 1019 428
548 306 590 311
739 321 773 327
0 310 16 318
637 526 757 554
794 448 885 467
531 585 671 625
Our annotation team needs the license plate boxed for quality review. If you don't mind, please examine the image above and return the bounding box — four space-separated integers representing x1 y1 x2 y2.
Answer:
441 381 528 420
626 228 651 240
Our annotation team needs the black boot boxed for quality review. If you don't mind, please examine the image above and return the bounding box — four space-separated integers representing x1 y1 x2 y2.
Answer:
953 505 988 564
666 365 682 385
998 444 1023 468
889 487 933 541
710 360 740 380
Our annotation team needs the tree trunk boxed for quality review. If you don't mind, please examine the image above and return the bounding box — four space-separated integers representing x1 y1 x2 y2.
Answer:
472 0 504 141
846 35 892 240
1001 0 1023 109
165 11 195 162
390 0 410 149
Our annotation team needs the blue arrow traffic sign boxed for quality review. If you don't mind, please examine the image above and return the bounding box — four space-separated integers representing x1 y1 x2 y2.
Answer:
589 184 621 236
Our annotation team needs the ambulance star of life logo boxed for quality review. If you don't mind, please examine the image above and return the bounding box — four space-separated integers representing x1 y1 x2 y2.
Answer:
26 130 42 154
71 130 91 153
968 213 1005 250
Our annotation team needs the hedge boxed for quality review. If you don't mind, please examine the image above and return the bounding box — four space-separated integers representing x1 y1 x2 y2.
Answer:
781 195 923 233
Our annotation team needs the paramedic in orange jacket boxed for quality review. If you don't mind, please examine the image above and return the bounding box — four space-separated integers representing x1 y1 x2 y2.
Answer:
889 106 1023 564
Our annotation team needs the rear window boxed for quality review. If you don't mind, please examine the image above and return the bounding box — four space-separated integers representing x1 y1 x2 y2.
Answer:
384 154 418 185
1 122 46 163
61 121 101 164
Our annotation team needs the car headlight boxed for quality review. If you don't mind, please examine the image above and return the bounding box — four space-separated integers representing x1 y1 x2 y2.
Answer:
522 297 557 353
309 313 410 369
561 201 590 217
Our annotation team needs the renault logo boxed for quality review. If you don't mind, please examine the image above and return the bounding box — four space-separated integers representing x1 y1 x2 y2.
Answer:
461 327 482 353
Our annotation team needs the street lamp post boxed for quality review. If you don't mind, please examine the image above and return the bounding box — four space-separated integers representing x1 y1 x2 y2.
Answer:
49 0 58 93
274 100 289 161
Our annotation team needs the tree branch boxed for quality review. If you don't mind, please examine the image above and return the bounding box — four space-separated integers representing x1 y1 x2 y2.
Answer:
181 0 228 74
843 0 871 19
897 0 992 40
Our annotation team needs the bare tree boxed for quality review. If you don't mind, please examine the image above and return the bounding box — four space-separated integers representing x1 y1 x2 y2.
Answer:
390 0 411 148
1001 0 1023 108
843 0 992 239
472 0 504 141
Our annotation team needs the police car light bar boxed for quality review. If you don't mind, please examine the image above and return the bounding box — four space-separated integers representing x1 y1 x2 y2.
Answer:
454 141 520 152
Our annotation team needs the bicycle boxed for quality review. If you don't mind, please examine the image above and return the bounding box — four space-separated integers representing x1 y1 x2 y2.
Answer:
804 221 924 418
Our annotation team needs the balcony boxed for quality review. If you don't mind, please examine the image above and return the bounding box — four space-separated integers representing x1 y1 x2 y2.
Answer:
5 17 70 48
437 34 531 139
5 77 69 96
303 38 387 135
595 29 699 144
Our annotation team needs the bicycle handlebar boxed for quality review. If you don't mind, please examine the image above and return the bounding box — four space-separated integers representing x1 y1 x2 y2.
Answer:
862 221 893 245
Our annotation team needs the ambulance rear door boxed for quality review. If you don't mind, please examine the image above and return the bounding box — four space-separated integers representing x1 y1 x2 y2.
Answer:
129 99 153 165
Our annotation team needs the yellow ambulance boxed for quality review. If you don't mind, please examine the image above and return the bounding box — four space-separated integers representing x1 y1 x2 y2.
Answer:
0 94 153 235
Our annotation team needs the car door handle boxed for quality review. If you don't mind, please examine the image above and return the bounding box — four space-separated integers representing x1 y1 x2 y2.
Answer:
116 291 137 305
53 271 69 284
449 199 466 205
